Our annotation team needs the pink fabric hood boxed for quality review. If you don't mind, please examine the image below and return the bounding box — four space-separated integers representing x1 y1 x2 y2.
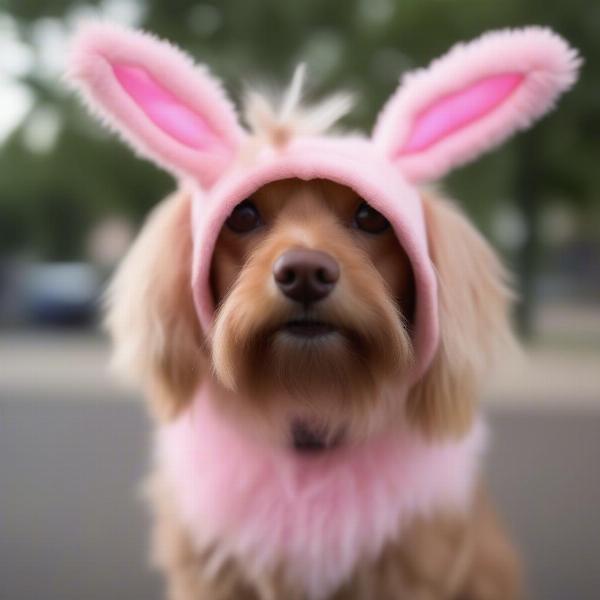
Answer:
191 136 438 382
68 22 580 385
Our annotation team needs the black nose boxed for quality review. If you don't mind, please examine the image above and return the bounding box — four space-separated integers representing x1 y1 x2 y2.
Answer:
273 249 339 304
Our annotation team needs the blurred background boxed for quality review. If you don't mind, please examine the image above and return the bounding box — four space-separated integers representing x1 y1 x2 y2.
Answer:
0 1 598 599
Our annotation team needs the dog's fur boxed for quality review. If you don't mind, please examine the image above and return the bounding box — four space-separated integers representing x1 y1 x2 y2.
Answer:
106 178 521 599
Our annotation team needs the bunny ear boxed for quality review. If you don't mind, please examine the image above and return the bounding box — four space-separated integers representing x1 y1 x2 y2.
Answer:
68 22 246 187
372 28 580 184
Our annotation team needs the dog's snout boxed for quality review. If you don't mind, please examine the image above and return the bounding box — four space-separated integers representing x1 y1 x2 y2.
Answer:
273 249 339 304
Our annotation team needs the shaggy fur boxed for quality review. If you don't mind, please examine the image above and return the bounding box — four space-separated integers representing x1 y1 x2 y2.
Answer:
109 186 520 599
67 22 580 600
210 179 415 431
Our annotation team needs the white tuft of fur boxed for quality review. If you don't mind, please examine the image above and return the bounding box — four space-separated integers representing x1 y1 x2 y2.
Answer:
243 64 354 146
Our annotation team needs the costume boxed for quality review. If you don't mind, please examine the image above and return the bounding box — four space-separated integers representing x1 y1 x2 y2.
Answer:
69 23 579 598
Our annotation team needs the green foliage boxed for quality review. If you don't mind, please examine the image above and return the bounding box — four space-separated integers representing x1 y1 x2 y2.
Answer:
1 0 599 261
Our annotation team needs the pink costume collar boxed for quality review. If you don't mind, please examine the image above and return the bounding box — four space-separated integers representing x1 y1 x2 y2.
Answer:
158 383 486 599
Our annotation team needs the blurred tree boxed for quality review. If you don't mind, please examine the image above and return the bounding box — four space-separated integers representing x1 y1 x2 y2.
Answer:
1 0 598 334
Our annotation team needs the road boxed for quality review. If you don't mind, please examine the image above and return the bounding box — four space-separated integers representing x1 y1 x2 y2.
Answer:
1 329 599 599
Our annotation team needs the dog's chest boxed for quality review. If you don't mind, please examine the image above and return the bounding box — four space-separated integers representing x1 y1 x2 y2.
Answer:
157 388 484 600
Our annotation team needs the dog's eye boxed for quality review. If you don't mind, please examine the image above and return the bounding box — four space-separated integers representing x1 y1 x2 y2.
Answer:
354 202 390 234
226 201 262 233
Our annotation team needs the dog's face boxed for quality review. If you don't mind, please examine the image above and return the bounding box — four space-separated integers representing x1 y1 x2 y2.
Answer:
106 181 514 444
84 26 572 453
209 178 416 449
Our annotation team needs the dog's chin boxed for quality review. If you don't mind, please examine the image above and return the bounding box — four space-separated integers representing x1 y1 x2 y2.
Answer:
269 318 374 383
211 302 414 450
216 310 410 395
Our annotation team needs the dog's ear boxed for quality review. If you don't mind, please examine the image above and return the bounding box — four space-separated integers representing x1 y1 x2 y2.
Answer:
373 28 579 184
406 193 516 439
68 22 245 187
105 190 205 420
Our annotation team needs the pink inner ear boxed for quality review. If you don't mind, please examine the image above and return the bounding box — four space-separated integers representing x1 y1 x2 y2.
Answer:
398 73 524 155
113 63 220 150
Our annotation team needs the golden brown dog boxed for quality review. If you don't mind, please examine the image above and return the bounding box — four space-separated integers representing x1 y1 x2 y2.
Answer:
67 22 579 600
106 179 521 600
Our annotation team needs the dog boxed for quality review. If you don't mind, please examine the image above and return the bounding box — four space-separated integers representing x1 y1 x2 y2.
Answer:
68 23 579 599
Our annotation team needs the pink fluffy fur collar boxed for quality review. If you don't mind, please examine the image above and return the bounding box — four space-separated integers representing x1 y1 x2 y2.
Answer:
158 383 486 600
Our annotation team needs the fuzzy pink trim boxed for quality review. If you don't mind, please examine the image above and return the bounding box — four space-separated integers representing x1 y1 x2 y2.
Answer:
67 22 246 187
159 384 486 600
373 27 581 183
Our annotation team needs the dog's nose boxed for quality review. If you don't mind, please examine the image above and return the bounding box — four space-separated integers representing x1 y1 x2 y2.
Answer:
273 249 339 304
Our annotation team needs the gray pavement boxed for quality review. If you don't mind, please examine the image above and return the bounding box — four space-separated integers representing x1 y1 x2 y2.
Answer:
1 328 600 599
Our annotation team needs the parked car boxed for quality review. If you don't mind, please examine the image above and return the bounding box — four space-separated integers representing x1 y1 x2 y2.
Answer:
1 261 103 326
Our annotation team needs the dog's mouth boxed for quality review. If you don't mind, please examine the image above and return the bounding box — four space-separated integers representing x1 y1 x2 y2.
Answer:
291 420 344 453
280 318 337 338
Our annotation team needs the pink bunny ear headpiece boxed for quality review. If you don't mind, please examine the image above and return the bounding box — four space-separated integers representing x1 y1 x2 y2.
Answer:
373 27 581 183
68 23 580 384
68 22 246 187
